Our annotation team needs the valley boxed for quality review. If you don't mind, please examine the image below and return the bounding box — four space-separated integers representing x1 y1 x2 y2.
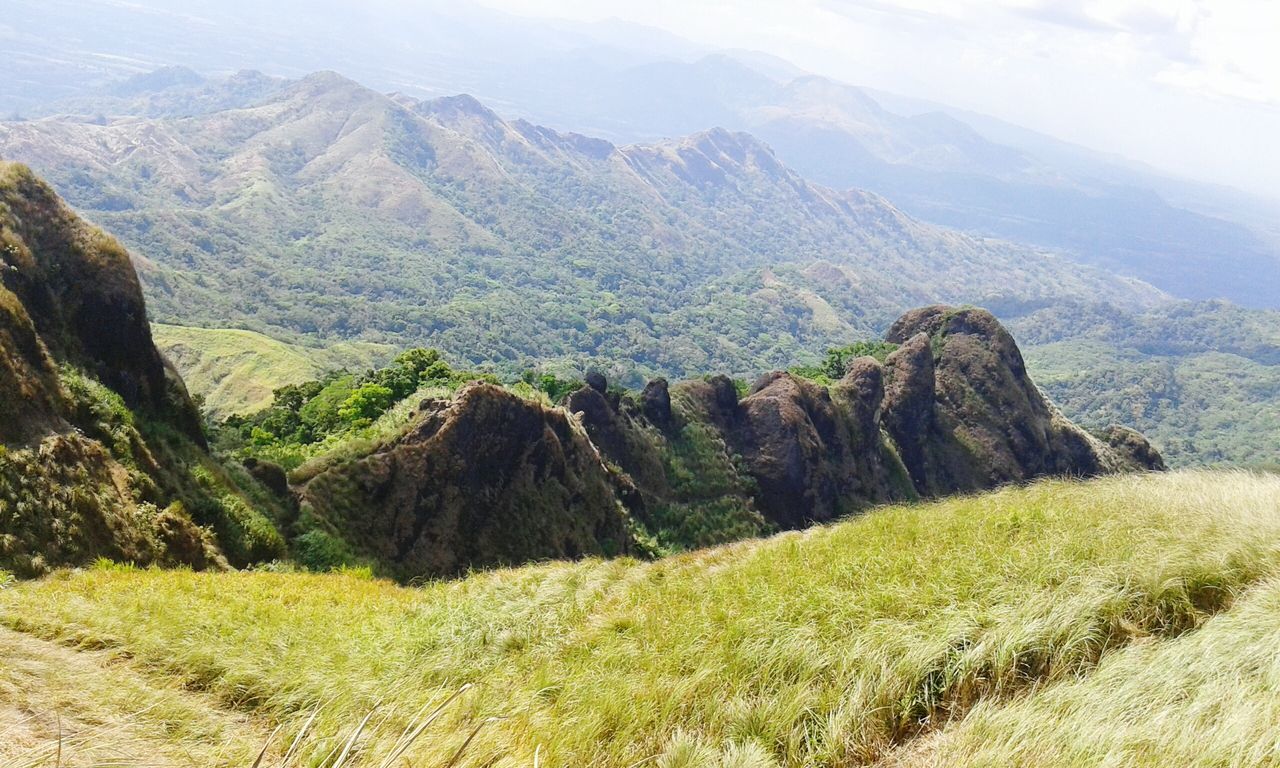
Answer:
3 3 1279 765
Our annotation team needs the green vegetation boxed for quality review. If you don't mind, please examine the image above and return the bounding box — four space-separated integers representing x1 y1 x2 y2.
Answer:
789 340 899 384
3 471 1279 766
1012 300 1280 467
152 324 395 418
3 75 1146 390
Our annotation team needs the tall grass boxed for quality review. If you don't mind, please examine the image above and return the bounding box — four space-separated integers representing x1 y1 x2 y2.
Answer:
3 470 1280 766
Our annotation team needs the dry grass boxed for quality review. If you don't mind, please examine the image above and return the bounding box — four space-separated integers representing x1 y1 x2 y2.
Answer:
3 470 1280 766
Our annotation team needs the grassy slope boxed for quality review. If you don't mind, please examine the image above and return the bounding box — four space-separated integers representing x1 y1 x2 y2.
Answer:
152 324 395 418
3 471 1280 767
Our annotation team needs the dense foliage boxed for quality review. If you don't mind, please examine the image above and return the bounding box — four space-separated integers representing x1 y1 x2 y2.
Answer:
1009 301 1280 468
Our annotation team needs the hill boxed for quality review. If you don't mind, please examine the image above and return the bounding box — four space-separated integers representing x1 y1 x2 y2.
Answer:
3 470 1278 766
0 72 1158 382
152 324 394 418
1006 301 1280 467
0 162 288 575
216 305 1159 580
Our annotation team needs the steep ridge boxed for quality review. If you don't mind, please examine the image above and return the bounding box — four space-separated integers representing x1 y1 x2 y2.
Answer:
0 163 284 575
298 384 639 580
296 307 1160 579
0 72 1161 380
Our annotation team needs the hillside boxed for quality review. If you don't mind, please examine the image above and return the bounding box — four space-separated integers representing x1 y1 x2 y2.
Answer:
152 324 394 418
1007 301 1280 467
0 72 1158 381
0 162 287 575
217 305 1159 580
3 470 1279 766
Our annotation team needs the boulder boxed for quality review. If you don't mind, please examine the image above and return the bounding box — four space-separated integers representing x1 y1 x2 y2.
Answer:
640 378 673 427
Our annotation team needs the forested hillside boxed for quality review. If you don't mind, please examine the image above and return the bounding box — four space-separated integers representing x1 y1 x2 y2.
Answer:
0 72 1156 382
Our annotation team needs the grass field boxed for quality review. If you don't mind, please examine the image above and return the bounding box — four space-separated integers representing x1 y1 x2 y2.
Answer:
3 470 1280 767
152 324 395 418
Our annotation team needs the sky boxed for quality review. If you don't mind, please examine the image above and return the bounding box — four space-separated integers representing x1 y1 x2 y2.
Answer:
475 0 1280 199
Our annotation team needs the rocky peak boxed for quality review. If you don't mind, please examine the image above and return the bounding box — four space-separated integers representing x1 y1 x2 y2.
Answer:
300 382 639 578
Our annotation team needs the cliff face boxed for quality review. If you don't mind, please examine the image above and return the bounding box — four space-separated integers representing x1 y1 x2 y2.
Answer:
881 306 1161 496
301 305 1161 581
0 163 279 575
567 306 1161 534
298 384 639 579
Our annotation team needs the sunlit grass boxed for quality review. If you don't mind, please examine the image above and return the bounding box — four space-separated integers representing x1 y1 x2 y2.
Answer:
3 470 1280 766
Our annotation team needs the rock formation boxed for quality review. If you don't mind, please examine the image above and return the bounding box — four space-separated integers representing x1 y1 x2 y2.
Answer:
299 383 638 578
0 162 279 575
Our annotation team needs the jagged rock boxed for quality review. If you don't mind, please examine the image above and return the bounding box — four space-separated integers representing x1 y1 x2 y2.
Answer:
708 375 740 413
567 383 670 506
669 370 908 530
640 378 673 427
834 356 885 442
882 333 941 490
882 305 1163 495
299 383 638 579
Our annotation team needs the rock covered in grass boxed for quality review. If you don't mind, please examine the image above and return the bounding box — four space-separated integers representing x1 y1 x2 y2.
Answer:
0 163 278 576
728 371 906 527
882 305 1163 494
298 382 640 578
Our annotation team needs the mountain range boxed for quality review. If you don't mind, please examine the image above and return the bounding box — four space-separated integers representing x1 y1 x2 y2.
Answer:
3 69 1278 467
8 0 1279 309
0 71 1155 377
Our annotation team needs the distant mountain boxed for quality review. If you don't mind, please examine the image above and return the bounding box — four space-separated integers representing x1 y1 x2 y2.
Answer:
507 54 1280 309
0 72 1154 383
9 0 1277 308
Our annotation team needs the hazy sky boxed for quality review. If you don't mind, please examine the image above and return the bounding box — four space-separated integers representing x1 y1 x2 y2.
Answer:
477 0 1280 198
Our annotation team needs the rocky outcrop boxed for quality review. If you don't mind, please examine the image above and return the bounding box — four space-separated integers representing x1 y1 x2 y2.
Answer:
720 372 899 527
881 305 1161 495
299 383 639 578
580 307 1161 531
0 163 277 575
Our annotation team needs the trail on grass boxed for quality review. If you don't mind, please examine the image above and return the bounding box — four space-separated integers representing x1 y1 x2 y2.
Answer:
0 626 271 767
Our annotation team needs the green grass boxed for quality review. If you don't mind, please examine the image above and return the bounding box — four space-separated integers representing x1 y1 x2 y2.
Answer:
152 324 395 418
3 470 1280 767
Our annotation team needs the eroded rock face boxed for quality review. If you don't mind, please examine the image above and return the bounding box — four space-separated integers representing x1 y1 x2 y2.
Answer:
730 371 903 528
0 163 228 575
566 384 669 500
300 383 638 578
882 305 1160 495
640 378 673 427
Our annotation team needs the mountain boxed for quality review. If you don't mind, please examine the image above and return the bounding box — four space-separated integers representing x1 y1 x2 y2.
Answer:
0 162 285 575
507 54 1280 309
0 72 1157 383
9 0 1276 308
250 306 1159 579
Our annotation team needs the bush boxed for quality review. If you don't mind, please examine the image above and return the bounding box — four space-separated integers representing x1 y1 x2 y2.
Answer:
293 528 359 572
